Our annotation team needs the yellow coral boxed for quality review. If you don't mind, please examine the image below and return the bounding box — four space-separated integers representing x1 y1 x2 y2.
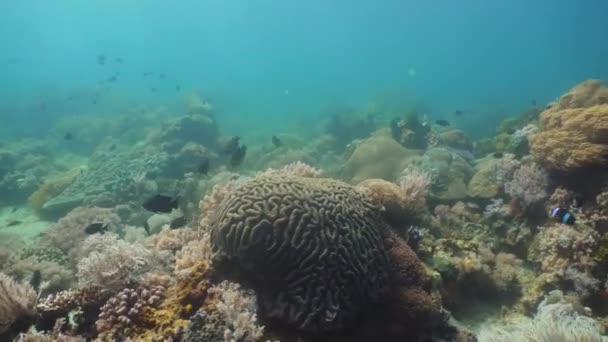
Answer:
133 261 214 340
531 80 608 172
28 169 79 210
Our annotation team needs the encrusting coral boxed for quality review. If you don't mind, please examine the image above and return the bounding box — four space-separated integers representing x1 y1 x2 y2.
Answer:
531 79 608 172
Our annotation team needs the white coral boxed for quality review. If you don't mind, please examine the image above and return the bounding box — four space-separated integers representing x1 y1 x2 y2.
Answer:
76 234 154 289
209 281 264 342
0 272 37 334
478 290 608 342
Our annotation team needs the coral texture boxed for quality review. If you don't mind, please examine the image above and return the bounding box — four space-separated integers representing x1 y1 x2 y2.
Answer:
95 284 167 340
531 80 608 172
0 273 37 335
210 174 392 333
76 234 156 289
504 163 549 210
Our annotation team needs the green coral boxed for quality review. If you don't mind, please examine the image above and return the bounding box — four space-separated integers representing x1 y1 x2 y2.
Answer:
20 246 68 265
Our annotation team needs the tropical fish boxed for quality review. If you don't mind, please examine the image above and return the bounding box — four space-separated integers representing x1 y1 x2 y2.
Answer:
84 222 109 235
29 270 42 292
550 207 576 224
5 220 22 227
272 135 283 148
197 157 210 175
435 119 450 127
454 110 464 116
143 195 179 213
64 132 73 141
493 152 503 158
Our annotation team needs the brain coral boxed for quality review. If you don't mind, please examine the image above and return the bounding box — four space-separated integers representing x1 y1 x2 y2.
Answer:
531 80 608 172
209 175 392 333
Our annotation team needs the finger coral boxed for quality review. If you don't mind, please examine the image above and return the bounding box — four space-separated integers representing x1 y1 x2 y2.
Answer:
531 80 608 172
210 174 392 333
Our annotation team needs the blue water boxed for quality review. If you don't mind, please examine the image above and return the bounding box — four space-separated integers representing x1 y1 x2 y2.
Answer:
1 0 607 139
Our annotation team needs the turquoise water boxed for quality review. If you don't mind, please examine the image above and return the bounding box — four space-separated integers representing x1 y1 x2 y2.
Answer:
1 2 608 341
2 1 607 139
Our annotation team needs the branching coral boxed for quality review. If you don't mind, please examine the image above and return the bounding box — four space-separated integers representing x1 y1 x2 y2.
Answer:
531 80 608 172
95 284 167 340
258 160 323 178
533 223 598 275
504 163 549 210
208 281 264 342
0 273 37 336
76 234 158 289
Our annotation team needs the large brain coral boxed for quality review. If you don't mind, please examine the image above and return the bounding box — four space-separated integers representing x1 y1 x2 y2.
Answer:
531 80 608 172
209 175 392 333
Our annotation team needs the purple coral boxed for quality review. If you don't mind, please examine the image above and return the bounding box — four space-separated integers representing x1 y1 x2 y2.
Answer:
95 284 166 340
504 163 549 210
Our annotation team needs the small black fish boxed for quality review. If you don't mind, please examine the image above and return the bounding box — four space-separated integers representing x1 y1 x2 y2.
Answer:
169 216 188 229
92 99 97 105
150 87 157 93
223 136 241 155
64 132 73 141
176 85 181 92
229 145 247 169
492 152 503 158
84 222 109 235
550 207 576 225
197 157 210 175
435 119 450 127
143 72 154 77
143 195 179 213
29 270 42 292
97 54 106 65
115 57 123 63
454 110 464 116
108 74 118 82
159 73 166 79
271 135 283 148
109 144 117 151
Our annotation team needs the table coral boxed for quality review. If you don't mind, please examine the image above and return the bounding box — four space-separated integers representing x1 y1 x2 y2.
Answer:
531 80 608 172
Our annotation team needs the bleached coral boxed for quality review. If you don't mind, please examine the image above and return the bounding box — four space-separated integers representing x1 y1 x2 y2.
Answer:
534 224 597 274
199 178 245 231
174 234 213 278
76 234 156 289
258 160 323 178
483 198 511 220
209 281 264 342
397 165 431 215
0 272 37 335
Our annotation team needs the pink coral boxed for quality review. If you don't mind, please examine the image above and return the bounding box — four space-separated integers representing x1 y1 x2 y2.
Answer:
95 284 167 340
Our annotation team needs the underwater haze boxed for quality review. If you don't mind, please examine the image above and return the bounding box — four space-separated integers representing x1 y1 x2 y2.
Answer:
2 1 608 341
2 0 607 138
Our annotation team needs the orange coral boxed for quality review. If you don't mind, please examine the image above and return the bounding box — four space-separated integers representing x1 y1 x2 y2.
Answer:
530 80 608 172
29 170 79 210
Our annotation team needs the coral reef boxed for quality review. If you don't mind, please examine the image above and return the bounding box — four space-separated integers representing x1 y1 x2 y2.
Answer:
39 206 120 260
531 80 608 172
95 284 167 340
76 233 161 289
478 290 606 341
341 130 420 183
504 162 549 212
0 273 37 340
210 174 392 333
